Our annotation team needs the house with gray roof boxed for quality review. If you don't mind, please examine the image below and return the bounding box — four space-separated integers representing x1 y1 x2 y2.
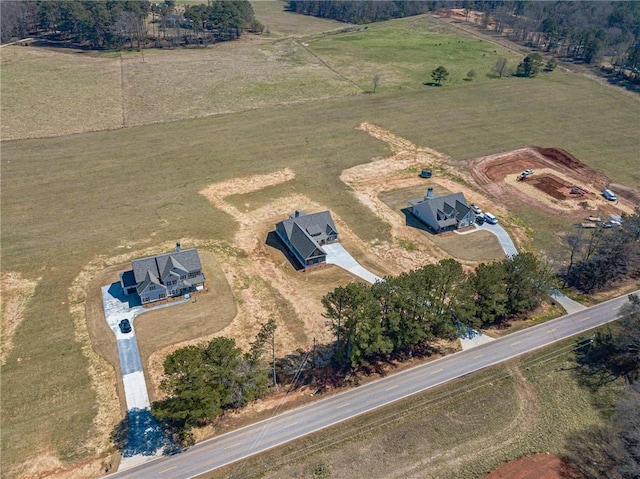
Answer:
120 245 205 304
409 189 475 233
275 211 338 270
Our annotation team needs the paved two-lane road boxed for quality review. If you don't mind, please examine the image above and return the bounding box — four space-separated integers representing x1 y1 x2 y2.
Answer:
107 290 638 479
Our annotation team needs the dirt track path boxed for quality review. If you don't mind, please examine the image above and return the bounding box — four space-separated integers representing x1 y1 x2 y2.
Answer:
389 361 538 478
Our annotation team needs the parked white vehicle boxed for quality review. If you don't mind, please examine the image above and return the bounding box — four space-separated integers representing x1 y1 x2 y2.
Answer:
483 212 498 224
602 189 617 201
470 204 482 215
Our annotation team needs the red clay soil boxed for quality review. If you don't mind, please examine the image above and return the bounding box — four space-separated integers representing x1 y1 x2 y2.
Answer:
527 175 595 200
469 146 608 188
467 146 638 218
484 453 582 479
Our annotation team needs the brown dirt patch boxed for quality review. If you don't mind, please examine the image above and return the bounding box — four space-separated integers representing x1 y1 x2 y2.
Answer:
469 146 636 218
0 271 38 364
485 453 580 479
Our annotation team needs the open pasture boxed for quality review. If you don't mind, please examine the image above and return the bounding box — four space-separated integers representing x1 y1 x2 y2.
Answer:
1 8 639 478
305 14 524 91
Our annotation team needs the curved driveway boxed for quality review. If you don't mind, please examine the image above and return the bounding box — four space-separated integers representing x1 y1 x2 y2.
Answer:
456 222 518 257
106 290 638 479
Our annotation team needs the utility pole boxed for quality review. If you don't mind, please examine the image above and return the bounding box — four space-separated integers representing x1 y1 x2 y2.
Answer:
271 327 277 388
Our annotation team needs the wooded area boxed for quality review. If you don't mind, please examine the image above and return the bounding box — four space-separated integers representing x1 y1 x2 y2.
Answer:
0 0 260 48
567 294 640 478
563 209 640 294
322 254 551 370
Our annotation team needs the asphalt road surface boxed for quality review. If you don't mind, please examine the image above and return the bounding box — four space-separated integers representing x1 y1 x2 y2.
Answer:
107 290 638 479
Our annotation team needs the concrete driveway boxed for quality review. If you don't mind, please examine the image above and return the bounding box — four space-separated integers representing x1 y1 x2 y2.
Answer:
102 283 188 467
323 243 382 284
551 288 587 314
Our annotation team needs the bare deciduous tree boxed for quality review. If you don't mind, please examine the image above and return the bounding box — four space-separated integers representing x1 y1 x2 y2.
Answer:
372 74 381 93
492 57 508 77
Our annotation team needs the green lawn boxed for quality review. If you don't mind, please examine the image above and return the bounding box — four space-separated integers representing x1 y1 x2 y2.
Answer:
1 10 639 476
306 15 524 91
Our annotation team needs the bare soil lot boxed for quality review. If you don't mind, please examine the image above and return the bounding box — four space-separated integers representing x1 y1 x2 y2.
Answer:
469 146 638 220
485 453 579 479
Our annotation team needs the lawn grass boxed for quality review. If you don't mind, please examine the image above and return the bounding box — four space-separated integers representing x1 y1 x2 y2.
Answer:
305 14 524 92
201 335 623 479
1 11 639 475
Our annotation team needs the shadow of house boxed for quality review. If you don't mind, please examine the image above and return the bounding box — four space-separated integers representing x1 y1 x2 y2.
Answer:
274 211 339 271
408 188 475 233
265 231 304 271
107 282 141 308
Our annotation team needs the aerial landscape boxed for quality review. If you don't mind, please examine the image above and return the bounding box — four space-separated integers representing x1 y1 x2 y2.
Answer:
1 1 639 479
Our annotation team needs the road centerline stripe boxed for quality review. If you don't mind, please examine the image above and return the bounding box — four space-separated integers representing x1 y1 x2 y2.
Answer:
336 402 351 409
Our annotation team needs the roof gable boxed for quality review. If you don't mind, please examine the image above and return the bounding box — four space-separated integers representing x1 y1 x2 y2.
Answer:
411 193 470 229
132 248 202 284
290 222 326 260
276 211 337 261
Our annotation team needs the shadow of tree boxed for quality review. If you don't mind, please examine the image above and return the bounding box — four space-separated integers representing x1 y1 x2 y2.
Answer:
111 408 181 457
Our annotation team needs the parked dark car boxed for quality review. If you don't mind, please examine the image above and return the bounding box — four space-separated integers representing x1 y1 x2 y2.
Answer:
475 215 485 225
119 319 132 334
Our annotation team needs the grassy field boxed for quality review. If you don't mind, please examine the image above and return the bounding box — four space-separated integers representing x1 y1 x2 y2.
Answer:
305 14 524 91
1 7 639 477
201 336 623 479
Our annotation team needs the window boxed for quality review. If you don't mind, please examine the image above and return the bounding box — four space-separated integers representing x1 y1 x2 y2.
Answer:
159 293 166 299
149 285 156 291
142 297 150 303
180 275 186 280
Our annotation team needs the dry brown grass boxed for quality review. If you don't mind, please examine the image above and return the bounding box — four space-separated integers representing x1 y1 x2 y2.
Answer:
0 271 38 365
0 46 123 140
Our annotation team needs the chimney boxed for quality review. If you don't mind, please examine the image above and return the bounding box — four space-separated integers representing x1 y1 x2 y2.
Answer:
176 242 181 252
294 211 300 217
426 188 433 199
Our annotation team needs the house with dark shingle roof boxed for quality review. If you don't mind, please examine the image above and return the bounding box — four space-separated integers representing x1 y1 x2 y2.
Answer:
120 245 205 304
408 189 475 233
275 211 338 270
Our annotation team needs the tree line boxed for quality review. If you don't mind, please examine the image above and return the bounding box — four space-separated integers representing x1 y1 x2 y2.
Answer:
0 0 260 48
287 1 436 25
323 254 551 369
562 208 640 294
567 294 640 478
